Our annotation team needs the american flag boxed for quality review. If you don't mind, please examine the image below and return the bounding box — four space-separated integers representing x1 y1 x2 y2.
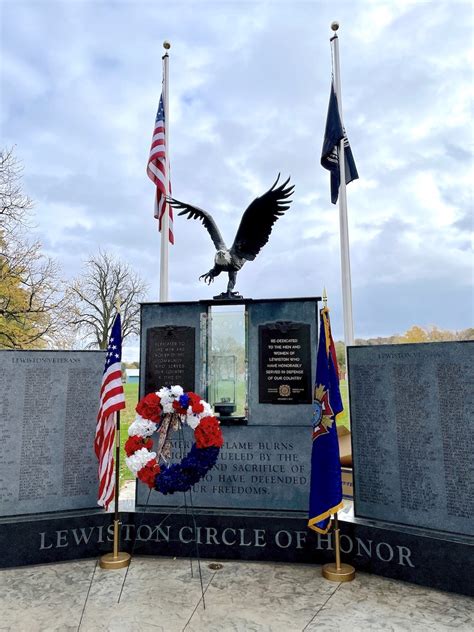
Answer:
147 94 174 244
95 313 126 510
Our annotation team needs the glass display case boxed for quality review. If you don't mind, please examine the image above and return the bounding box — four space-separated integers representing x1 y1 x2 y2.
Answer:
208 305 246 423
211 354 236 418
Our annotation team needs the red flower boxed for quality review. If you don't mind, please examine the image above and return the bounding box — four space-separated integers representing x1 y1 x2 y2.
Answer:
195 416 224 449
124 435 153 457
172 399 187 414
187 392 204 414
137 458 161 489
136 393 162 423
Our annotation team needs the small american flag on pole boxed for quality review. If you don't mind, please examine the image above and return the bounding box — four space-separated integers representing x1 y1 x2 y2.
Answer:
95 313 126 510
147 94 174 244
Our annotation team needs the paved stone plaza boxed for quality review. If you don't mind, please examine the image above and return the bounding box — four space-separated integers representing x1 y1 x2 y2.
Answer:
0 556 472 631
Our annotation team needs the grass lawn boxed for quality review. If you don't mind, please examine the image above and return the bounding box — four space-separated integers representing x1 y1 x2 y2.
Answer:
119 382 138 486
338 378 351 430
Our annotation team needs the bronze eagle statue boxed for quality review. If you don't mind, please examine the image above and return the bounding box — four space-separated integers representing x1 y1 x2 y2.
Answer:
169 175 294 299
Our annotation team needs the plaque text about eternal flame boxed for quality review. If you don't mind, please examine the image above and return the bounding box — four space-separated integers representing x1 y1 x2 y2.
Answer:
259 322 312 404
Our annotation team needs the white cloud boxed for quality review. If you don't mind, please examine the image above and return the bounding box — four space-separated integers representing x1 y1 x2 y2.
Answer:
0 0 472 352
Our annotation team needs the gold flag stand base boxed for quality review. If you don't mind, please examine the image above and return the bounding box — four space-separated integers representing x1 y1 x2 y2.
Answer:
322 562 355 582
99 551 131 570
321 513 355 583
99 519 131 570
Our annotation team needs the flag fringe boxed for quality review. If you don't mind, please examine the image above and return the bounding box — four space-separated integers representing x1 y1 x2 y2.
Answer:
308 501 344 534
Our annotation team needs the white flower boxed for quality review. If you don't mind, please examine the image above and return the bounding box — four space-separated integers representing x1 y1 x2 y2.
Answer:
201 401 213 416
186 414 200 430
157 386 172 401
170 385 184 398
128 416 157 438
158 387 173 412
161 401 173 413
125 448 157 475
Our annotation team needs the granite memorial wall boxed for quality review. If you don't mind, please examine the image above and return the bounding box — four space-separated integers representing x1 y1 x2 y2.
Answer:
348 341 473 538
0 350 105 517
1 309 472 597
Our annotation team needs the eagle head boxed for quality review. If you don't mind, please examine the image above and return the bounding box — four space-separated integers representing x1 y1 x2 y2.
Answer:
215 249 232 266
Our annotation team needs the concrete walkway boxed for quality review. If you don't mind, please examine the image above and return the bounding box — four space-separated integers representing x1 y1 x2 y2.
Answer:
0 556 472 631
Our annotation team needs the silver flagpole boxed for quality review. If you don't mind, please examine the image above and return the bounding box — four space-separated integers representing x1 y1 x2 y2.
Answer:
159 41 171 302
331 22 354 347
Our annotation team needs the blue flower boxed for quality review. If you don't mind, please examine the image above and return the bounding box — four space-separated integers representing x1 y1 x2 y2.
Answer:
179 393 190 409
155 444 221 495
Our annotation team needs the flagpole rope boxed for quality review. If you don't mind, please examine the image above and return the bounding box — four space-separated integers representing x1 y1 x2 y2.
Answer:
330 34 336 80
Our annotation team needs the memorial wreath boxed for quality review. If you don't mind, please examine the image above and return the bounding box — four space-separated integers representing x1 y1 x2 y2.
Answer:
125 386 224 494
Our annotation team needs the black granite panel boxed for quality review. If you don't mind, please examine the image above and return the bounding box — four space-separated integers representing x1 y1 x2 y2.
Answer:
259 322 312 404
2 511 471 597
247 300 318 426
145 326 195 394
348 341 474 537
140 303 206 400
0 511 112 568
128 512 473 596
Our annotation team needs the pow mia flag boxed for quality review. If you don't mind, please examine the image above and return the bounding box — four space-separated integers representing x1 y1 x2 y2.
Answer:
321 81 359 204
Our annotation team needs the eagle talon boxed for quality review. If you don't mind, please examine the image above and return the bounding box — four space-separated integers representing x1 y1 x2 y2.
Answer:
199 272 214 285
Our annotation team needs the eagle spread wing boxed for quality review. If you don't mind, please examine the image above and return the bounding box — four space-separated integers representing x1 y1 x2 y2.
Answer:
169 198 227 251
230 175 293 261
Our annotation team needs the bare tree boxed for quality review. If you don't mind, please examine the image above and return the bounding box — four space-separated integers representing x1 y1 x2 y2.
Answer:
0 147 33 234
70 250 148 349
0 148 72 349
0 238 73 348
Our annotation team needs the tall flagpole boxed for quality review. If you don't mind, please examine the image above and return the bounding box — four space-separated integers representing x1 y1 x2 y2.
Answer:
159 41 171 302
321 23 356 585
331 22 354 347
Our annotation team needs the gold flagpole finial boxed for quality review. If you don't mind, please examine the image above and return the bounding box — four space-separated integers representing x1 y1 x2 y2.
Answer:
163 40 171 50
331 21 339 32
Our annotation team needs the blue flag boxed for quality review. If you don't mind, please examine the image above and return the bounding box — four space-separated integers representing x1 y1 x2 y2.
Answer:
321 81 359 204
308 308 343 533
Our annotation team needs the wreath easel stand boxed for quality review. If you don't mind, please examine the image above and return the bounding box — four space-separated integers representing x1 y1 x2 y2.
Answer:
116 386 224 604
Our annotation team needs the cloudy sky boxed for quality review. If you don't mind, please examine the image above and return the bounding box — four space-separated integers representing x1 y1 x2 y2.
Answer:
1 0 472 358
